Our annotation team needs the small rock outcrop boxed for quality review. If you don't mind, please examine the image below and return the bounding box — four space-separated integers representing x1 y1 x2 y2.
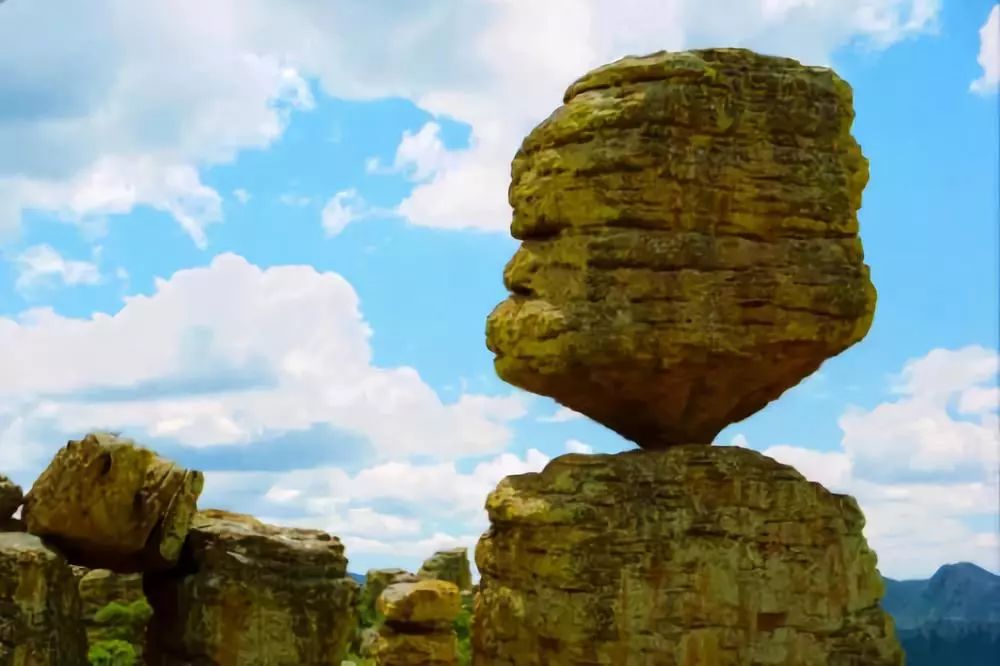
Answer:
0 532 88 665
0 475 21 522
474 446 902 665
376 579 461 666
419 547 473 591
361 568 419 624
21 432 204 572
486 48 876 448
144 509 359 666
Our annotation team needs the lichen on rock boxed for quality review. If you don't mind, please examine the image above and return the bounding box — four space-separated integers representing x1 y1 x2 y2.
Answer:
0 532 88 665
486 47 876 448
376 579 461 666
419 547 474 591
473 446 903 665
20 432 204 572
143 509 359 666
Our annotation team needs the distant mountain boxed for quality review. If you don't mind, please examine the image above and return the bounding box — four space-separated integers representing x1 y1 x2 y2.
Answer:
348 571 365 585
882 562 1000 665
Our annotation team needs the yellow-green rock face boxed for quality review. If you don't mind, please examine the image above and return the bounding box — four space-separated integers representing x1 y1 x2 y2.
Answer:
0 532 88 665
144 509 359 666
487 48 876 447
378 580 461 626
374 628 459 666
21 432 204 572
473 446 903 666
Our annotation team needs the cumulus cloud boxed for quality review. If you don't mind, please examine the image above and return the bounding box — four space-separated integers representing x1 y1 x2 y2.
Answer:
1 0 941 242
971 5 999 95
565 439 594 454
0 253 527 469
539 405 584 423
747 345 999 578
14 244 101 292
321 189 368 236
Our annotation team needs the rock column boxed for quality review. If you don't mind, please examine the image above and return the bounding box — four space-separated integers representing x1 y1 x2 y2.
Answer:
376 580 461 666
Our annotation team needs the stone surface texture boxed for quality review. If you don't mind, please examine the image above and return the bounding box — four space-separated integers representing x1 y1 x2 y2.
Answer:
144 509 359 666
486 48 876 448
77 568 149 659
0 532 88 666
0 476 21 521
21 432 204 572
376 580 461 666
419 547 474 591
473 446 903 665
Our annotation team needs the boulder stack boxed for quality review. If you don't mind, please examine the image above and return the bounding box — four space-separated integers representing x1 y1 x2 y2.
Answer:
418 547 474 591
144 509 359 666
21 432 204 572
376 579 461 666
476 48 901 665
0 532 88 665
486 47 876 448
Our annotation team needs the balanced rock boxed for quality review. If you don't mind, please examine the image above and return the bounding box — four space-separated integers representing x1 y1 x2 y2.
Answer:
360 567 418 624
419 547 474 591
144 509 359 666
376 580 461 666
486 48 875 448
0 475 21 521
0 532 88 665
21 432 204 572
474 446 903 665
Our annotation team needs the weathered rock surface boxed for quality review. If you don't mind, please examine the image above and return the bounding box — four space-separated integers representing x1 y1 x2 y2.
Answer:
144 509 359 666
0 532 88 665
360 567 418 624
419 547 474 591
0 476 21 521
474 446 903 665
376 580 460 666
77 568 150 660
486 48 875 448
21 432 204 572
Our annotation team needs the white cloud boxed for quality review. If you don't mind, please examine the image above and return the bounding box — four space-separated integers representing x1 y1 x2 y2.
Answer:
565 439 594 454
14 244 101 292
321 189 367 236
0 253 526 462
539 405 584 423
368 122 453 182
1 0 941 242
279 193 311 207
971 5 999 95
743 345 999 579
233 188 251 204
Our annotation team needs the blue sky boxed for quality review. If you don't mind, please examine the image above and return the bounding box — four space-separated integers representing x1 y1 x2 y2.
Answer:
0 0 997 580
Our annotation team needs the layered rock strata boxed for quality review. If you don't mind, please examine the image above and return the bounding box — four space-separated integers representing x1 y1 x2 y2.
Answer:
419 547 474 591
376 579 461 666
21 432 204 572
0 532 88 666
486 48 876 448
473 446 903 665
144 509 359 666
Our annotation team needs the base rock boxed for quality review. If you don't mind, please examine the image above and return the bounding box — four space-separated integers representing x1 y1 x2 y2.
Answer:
473 445 903 665
376 580 460 666
0 532 88 666
144 509 359 666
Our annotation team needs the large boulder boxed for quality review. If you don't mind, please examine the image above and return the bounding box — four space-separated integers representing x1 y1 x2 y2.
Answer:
0 475 21 521
359 567 418 626
486 48 875 448
21 432 204 572
419 547 473 591
473 446 903 665
0 532 88 665
144 509 359 666
376 580 460 666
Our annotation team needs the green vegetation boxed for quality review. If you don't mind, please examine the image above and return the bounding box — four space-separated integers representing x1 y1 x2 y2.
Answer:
87 639 137 666
455 593 473 665
91 598 152 644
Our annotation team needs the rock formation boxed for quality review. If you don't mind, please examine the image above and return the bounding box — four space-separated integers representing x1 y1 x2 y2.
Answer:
21 432 204 572
144 509 359 666
474 446 903 664
0 532 88 665
361 568 420 624
0 475 21 522
476 48 901 665
486 47 876 448
419 547 474 591
376 579 461 666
